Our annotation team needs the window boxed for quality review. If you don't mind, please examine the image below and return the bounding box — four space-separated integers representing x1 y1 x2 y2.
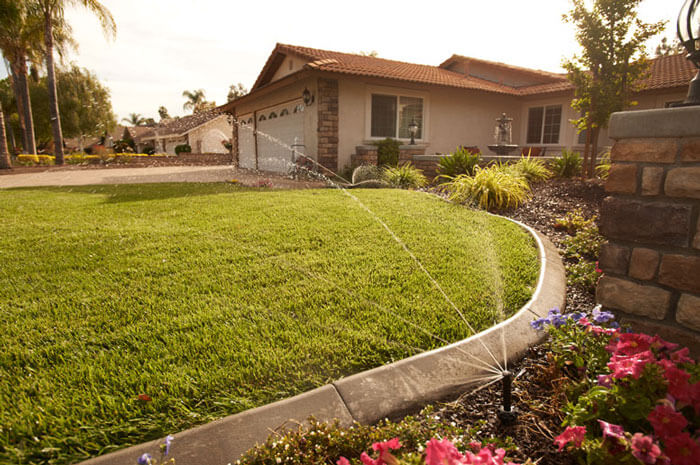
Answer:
370 94 424 140
259 114 266 121
280 109 289 117
269 112 277 119
293 104 304 113
526 105 562 144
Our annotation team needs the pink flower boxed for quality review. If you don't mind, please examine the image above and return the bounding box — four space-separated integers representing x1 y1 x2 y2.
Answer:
337 458 351 465
663 433 700 465
608 333 654 356
424 439 464 465
471 447 507 465
553 426 586 451
647 404 688 439
607 351 655 379
662 363 693 405
651 336 678 353
670 347 694 364
360 438 401 465
630 434 662 465
598 420 624 440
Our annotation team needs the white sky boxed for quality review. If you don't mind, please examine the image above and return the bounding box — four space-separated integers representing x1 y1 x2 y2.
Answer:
2 0 682 122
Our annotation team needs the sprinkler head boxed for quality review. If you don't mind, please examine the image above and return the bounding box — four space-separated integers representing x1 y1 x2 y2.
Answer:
497 370 518 425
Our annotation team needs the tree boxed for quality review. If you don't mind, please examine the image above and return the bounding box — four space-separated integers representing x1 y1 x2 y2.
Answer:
122 113 146 126
0 102 10 169
359 50 378 57
37 0 116 164
563 0 665 177
158 105 170 120
227 83 248 102
655 36 685 57
182 88 214 113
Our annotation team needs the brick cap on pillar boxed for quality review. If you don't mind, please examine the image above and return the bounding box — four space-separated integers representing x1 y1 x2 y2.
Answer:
609 107 700 140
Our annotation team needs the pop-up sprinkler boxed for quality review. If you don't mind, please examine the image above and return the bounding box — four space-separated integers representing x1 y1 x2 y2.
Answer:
497 370 518 424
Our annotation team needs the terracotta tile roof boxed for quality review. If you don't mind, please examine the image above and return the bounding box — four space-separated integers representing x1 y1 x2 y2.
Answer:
245 44 696 103
261 43 519 95
139 110 225 139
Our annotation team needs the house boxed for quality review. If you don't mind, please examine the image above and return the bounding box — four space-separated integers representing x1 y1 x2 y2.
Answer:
135 110 233 156
220 43 695 174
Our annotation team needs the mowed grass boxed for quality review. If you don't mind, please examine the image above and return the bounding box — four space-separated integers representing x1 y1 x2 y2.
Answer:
0 184 539 465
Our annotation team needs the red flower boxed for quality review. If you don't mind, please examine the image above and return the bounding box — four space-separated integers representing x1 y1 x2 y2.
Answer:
630 433 662 465
662 363 693 405
337 458 350 465
554 426 586 451
608 333 653 356
424 439 464 465
360 438 401 465
670 347 694 364
648 404 688 439
663 433 700 465
607 351 655 379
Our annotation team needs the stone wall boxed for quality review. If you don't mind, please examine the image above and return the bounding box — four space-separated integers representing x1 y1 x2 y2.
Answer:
596 107 700 347
350 145 428 171
317 78 339 172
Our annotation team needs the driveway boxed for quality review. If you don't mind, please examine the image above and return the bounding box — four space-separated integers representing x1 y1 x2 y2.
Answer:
0 165 326 189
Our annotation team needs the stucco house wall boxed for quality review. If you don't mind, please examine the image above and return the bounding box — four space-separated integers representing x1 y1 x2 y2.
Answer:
188 116 231 154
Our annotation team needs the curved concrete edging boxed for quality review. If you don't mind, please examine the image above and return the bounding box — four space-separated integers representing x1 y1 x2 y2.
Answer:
79 219 565 465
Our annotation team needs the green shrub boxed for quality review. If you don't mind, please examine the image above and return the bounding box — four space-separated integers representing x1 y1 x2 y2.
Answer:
142 145 156 155
174 144 191 155
551 150 582 178
445 165 530 211
511 155 551 183
435 147 481 183
595 151 611 180
16 154 40 165
352 164 382 184
562 224 603 262
553 209 595 234
374 138 400 166
382 162 427 189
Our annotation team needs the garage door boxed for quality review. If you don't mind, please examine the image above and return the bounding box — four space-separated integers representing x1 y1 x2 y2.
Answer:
237 114 256 169
257 101 305 173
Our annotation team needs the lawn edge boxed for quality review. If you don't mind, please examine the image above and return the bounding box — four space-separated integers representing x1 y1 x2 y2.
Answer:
78 216 565 465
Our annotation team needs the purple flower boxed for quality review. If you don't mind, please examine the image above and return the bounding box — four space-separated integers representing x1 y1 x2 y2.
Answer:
570 312 587 322
531 317 550 330
593 307 615 324
164 435 174 456
548 308 561 317
550 313 568 328
137 453 152 465
597 374 612 388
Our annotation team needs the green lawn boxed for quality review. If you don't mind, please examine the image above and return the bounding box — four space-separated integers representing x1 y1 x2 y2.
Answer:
0 184 539 465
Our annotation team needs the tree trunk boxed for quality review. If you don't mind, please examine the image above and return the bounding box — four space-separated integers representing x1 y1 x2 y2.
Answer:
16 56 37 154
582 123 591 178
0 104 11 169
6 115 16 153
8 66 28 152
590 127 601 178
44 9 64 164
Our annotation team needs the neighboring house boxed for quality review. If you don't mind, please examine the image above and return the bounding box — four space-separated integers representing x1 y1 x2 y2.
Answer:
136 110 233 155
64 125 142 153
220 43 694 174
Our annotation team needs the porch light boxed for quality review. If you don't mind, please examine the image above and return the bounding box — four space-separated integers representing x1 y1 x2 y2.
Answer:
408 119 419 145
676 0 700 106
302 88 314 106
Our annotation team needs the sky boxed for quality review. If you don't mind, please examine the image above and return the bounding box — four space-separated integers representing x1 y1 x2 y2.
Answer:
2 0 681 122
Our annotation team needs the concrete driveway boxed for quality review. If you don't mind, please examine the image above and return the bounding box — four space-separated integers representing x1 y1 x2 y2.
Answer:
0 165 326 189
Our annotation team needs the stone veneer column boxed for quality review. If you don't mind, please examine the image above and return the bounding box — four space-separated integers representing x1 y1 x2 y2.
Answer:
597 107 700 349
317 78 339 173
231 112 239 166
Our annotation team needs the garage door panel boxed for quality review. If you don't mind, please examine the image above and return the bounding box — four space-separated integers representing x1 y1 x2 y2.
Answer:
257 102 305 173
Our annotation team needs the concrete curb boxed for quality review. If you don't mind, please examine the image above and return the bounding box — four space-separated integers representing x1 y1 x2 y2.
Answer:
78 220 565 465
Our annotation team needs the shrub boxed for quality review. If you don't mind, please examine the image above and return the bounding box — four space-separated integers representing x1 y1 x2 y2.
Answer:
595 151 611 180
554 209 595 234
382 162 427 189
551 150 582 178
66 153 86 165
175 144 191 155
435 147 481 182
511 155 551 183
352 164 382 184
445 165 530 211
16 154 40 165
374 138 400 166
37 155 55 166
113 139 135 153
142 145 156 155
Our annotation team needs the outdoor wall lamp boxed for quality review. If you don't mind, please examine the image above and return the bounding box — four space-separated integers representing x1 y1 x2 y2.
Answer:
302 87 314 106
676 0 700 106
408 119 419 145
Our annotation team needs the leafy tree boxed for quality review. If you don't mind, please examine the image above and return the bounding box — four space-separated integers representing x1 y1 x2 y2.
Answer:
143 117 156 126
182 88 214 113
227 83 248 102
655 36 685 57
122 113 146 126
359 50 379 57
158 105 170 120
563 0 665 177
36 0 116 164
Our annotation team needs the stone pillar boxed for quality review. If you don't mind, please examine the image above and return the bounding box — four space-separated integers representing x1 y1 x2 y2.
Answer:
596 107 700 349
317 78 339 173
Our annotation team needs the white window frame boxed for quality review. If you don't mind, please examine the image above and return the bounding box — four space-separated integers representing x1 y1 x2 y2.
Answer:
364 85 429 143
526 104 562 145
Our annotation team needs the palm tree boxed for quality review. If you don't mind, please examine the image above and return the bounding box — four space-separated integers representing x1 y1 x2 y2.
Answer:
37 0 115 164
0 102 10 169
0 0 39 154
122 113 146 126
182 89 207 113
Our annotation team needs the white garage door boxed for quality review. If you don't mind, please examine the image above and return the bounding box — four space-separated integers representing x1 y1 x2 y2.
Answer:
237 114 256 170
257 101 305 173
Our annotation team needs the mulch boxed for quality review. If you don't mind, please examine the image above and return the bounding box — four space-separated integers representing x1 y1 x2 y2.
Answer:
424 178 605 465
